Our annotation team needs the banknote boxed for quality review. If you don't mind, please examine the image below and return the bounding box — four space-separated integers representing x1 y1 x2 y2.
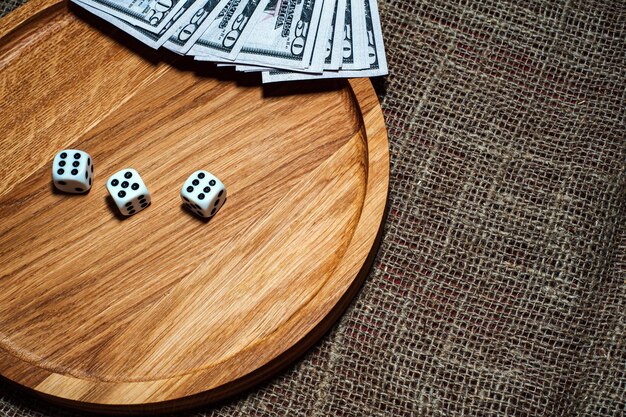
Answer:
340 0 367 69
326 0 346 69
249 0 361 71
229 0 326 71
305 0 338 72
196 61 276 72
162 0 229 54
208 0 338 74
194 54 233 62
72 0 194 49
222 0 341 73
236 64 277 71
261 0 386 82
359 0 387 73
187 0 271 60
78 0 187 33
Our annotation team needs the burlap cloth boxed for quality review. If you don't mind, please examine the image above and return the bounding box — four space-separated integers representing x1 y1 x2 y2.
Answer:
1 0 625 415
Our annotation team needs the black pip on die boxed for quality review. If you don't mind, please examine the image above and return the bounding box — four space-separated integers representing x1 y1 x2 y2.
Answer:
52 149 93 193
180 170 226 219
106 168 151 216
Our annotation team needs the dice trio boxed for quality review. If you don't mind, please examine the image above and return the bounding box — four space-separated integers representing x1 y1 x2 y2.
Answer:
52 149 225 219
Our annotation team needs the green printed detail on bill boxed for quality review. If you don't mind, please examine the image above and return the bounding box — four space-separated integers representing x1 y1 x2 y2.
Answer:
187 0 270 59
163 0 227 53
78 0 187 32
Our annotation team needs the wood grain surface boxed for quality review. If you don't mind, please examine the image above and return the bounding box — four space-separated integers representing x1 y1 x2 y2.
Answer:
0 0 389 413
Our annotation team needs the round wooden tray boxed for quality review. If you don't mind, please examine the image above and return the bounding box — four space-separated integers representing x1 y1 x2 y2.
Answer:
0 0 389 413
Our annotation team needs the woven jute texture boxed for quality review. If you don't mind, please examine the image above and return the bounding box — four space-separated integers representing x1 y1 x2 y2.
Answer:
1 0 625 416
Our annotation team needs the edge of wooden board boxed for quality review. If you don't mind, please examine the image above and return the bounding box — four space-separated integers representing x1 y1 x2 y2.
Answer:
0 0 390 413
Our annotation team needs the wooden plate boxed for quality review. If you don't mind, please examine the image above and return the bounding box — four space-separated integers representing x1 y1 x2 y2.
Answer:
0 0 389 413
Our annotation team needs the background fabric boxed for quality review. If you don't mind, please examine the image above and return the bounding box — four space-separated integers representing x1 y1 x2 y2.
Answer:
0 0 22 17
1 0 625 416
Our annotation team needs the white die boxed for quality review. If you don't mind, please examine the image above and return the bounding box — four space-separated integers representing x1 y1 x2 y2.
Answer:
106 168 151 216
180 170 226 218
52 149 93 193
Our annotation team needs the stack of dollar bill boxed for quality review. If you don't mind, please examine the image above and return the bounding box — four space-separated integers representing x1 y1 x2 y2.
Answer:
71 0 388 83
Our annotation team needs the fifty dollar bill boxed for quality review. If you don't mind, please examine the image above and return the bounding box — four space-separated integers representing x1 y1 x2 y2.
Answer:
72 0 195 48
221 0 326 71
78 0 187 33
187 0 271 60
